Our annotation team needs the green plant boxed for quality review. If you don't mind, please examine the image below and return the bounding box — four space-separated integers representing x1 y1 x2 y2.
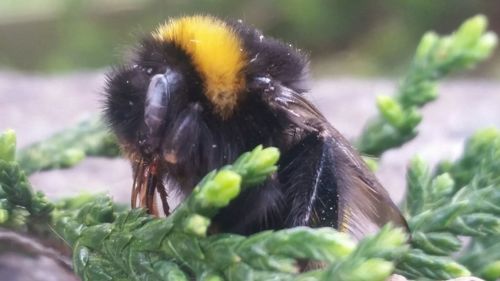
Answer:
396 128 500 280
3 140 409 281
356 15 497 157
1 14 498 281
17 117 120 175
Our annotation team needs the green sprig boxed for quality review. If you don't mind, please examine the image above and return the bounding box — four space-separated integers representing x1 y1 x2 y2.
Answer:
0 131 54 231
17 117 120 175
357 15 497 156
398 128 500 280
50 144 406 281
2 132 408 280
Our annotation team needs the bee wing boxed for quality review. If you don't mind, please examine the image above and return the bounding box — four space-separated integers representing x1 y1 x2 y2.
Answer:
327 130 408 238
263 83 408 238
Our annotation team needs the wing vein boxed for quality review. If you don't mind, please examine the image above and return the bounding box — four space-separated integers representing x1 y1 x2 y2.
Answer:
304 145 325 224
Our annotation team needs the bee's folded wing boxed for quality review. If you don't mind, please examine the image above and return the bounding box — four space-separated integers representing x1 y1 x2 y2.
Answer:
263 83 408 238
331 137 408 238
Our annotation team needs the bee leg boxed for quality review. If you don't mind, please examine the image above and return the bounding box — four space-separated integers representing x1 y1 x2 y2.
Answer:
279 133 339 228
132 160 147 209
131 161 142 209
156 180 170 216
139 165 150 212
145 170 159 216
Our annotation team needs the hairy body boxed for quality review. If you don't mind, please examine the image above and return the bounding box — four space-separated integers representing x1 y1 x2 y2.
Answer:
104 16 407 236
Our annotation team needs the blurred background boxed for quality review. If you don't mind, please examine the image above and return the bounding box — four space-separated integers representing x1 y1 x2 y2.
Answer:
1 0 500 76
1 0 500 225
1 2 500 280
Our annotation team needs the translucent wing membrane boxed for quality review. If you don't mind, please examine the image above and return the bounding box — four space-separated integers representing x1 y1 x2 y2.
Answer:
262 81 408 237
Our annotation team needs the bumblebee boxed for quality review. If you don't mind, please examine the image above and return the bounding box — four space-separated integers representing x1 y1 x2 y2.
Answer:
104 15 407 237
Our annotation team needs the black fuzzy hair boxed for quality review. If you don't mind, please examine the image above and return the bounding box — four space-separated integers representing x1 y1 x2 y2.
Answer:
229 19 311 93
103 17 348 235
104 38 203 150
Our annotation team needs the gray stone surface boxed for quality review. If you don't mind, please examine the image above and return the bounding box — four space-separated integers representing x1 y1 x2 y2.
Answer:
0 71 499 280
0 253 78 281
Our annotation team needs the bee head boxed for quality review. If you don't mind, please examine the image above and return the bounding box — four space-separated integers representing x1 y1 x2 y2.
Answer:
105 16 245 158
104 15 311 214
105 15 309 165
